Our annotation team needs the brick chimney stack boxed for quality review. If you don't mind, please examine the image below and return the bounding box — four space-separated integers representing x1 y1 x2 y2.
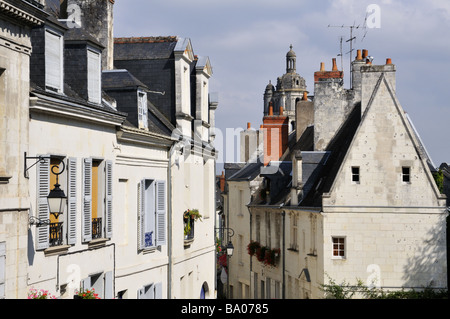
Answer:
262 102 289 166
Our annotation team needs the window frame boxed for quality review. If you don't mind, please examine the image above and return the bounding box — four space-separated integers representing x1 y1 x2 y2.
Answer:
137 89 148 130
351 166 360 183
44 27 64 93
87 46 102 104
332 236 346 259
402 166 411 183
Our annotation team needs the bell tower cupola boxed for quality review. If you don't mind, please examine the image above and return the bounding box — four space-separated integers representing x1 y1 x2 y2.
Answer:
286 44 296 73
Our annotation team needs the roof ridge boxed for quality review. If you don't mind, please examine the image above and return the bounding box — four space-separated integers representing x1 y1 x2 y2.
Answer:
114 36 178 44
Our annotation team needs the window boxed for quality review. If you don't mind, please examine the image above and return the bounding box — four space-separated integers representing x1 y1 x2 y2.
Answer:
87 47 102 104
36 156 77 250
332 237 345 259
82 158 113 243
0 242 5 299
402 167 411 183
138 179 166 250
351 167 360 183
82 271 113 299
45 28 64 93
137 90 148 130
289 213 298 251
138 283 163 299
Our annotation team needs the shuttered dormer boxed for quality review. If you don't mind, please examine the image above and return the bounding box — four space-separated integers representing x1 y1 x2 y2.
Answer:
64 28 104 104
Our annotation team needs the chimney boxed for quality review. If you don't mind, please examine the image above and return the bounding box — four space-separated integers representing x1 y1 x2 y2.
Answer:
295 91 314 142
63 0 115 70
219 171 225 192
262 103 289 166
247 122 251 130
314 59 344 82
290 150 303 206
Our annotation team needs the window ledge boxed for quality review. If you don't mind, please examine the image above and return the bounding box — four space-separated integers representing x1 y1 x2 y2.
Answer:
88 238 108 248
0 175 12 184
184 238 194 247
44 245 70 257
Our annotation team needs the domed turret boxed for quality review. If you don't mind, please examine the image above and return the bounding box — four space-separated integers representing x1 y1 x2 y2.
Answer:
286 44 296 73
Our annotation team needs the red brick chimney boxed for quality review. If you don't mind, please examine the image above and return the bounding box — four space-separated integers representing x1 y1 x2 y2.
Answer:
262 102 289 166
314 58 344 82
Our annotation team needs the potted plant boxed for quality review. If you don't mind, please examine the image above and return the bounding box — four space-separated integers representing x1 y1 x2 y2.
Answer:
74 288 100 299
183 209 202 237
247 241 261 257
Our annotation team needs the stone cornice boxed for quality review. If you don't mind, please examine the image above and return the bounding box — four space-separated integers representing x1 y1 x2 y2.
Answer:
0 0 47 26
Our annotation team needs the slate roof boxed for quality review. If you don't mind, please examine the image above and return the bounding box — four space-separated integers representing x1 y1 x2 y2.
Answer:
102 69 148 90
114 36 178 60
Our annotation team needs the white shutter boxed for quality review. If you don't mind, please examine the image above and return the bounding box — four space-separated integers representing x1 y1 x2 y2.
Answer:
105 161 113 239
67 158 77 245
155 180 166 246
45 30 62 91
82 158 92 243
87 49 101 104
0 242 5 299
36 157 50 250
155 282 163 299
137 180 145 250
104 271 113 299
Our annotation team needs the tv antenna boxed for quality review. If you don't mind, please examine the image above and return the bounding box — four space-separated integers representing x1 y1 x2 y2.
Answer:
328 22 366 87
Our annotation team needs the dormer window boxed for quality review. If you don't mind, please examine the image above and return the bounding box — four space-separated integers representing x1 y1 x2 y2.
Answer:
87 47 102 104
45 27 64 93
138 89 148 130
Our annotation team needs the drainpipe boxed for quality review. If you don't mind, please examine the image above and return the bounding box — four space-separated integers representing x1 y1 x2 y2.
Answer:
282 210 286 299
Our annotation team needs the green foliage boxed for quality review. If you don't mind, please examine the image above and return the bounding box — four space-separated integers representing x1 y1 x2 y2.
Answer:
321 275 448 299
433 169 444 193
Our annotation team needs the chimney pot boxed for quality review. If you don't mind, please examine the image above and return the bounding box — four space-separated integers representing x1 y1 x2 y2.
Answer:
280 106 284 115
332 58 338 71
356 49 363 61
362 49 368 59
320 62 325 72
269 104 274 116
247 122 251 130
386 58 392 65
302 91 308 101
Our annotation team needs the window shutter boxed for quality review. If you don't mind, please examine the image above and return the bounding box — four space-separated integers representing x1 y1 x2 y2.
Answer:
104 271 113 299
82 158 92 243
36 156 50 250
67 158 77 245
87 49 101 104
155 282 163 299
0 242 5 299
105 161 113 239
45 30 62 91
82 277 91 291
137 180 145 250
155 180 166 246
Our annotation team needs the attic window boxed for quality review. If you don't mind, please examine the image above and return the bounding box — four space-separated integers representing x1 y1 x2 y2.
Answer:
45 28 64 93
138 90 148 130
402 167 411 183
87 47 102 104
351 167 360 183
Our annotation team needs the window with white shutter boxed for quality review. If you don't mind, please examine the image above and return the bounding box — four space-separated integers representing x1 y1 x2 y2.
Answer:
138 282 163 299
82 158 92 243
87 48 101 104
67 158 77 245
36 156 50 250
138 179 166 250
105 161 113 239
137 90 148 130
45 29 63 93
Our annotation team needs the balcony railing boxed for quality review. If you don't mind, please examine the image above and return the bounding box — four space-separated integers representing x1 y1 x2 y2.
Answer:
92 218 102 240
49 222 64 247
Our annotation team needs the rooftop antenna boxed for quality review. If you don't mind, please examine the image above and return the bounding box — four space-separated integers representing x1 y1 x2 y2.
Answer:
337 36 344 71
328 22 362 87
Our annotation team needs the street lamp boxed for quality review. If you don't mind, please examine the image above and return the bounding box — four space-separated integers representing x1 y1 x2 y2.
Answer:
47 161 67 219
226 241 234 257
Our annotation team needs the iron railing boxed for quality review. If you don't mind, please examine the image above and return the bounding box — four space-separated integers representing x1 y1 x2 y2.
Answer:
49 222 64 247
92 218 102 240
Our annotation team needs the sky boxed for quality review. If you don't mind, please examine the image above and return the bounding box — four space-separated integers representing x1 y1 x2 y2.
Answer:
113 0 450 171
